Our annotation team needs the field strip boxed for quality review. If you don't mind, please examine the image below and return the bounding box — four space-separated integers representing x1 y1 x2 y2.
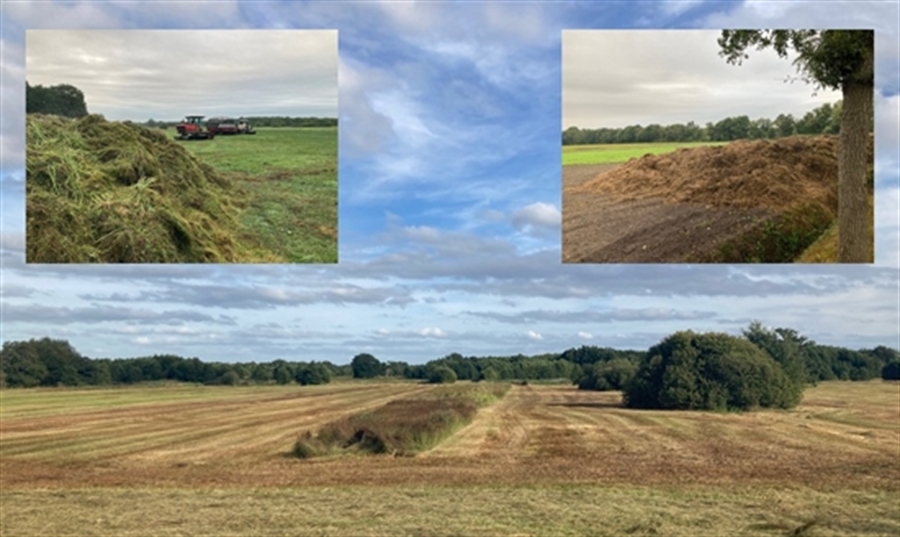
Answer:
0 383 431 463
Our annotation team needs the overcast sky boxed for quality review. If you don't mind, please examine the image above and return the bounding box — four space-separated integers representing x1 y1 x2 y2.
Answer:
0 1 898 364
26 30 337 120
563 30 842 129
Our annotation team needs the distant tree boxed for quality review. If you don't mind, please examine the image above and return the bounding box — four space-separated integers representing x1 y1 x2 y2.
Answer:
577 358 637 391
0 341 49 387
743 322 808 388
428 365 457 384
882 361 900 381
273 363 293 385
295 363 332 385
351 353 383 379
773 113 797 137
719 30 873 262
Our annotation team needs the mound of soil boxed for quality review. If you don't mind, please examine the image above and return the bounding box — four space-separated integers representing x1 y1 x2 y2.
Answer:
26 114 270 263
574 136 840 212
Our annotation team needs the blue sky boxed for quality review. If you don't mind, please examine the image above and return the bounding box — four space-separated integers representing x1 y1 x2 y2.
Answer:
1 1 898 364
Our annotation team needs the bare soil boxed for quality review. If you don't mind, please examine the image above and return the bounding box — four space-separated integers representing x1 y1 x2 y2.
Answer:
562 137 846 263
563 164 772 263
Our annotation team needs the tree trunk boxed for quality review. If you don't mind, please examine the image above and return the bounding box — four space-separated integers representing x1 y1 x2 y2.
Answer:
838 79 873 262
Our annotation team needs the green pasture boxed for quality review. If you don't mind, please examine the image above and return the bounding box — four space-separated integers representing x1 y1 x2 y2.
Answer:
175 127 338 263
562 141 729 166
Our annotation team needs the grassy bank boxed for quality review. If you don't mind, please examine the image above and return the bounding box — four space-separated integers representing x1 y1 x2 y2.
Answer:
293 382 510 457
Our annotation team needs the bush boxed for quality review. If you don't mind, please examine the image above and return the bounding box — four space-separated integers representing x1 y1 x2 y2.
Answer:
428 366 457 384
577 358 637 391
623 331 803 411
882 361 900 381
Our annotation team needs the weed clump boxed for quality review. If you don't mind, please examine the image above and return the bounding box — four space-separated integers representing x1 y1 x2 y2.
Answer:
26 114 272 262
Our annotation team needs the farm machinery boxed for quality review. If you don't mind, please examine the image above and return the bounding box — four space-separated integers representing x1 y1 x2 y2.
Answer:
207 117 256 135
175 116 215 140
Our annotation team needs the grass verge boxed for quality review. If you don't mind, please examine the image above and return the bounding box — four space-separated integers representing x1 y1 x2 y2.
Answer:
686 201 835 263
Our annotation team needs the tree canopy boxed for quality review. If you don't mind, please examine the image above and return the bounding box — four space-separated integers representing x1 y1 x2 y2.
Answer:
26 82 89 118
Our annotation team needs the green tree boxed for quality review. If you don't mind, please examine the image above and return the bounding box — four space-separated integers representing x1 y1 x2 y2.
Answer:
295 363 332 385
577 358 638 391
0 342 49 387
26 82 89 118
351 353 383 379
719 30 873 262
428 365 457 384
882 361 900 381
623 331 803 411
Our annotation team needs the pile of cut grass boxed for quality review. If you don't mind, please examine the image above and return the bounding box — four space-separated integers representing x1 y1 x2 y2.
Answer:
293 382 510 458
26 114 276 263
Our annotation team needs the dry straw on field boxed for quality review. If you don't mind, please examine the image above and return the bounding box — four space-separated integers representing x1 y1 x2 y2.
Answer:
26 114 273 263
576 135 843 212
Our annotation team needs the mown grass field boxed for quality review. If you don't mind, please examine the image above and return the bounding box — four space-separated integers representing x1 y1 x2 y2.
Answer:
1 380 898 536
562 141 729 166
174 127 337 263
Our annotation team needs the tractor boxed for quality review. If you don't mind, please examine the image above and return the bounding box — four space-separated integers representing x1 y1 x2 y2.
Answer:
175 116 215 140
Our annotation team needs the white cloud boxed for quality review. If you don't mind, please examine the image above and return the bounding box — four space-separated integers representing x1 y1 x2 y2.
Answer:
512 202 561 231
526 330 543 341
419 327 446 338
577 331 594 340
134 336 150 345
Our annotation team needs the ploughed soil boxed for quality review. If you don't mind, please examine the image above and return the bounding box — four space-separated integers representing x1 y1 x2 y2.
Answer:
563 136 841 263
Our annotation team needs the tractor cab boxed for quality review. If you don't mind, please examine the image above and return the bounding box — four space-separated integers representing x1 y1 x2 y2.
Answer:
176 115 215 140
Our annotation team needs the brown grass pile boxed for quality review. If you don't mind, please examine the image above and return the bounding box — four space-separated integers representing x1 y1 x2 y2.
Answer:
294 383 509 458
26 114 273 263
575 135 842 212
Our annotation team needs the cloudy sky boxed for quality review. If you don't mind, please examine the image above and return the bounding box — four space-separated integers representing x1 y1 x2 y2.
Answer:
26 30 337 120
1 1 898 364
563 30 842 129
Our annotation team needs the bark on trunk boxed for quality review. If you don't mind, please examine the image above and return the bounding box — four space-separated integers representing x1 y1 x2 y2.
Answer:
838 79 873 262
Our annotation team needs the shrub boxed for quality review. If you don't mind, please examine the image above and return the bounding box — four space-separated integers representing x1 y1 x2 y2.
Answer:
351 353 383 379
428 365 457 384
623 331 803 411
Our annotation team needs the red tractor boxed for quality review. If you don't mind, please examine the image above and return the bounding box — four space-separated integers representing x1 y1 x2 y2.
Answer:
175 116 215 140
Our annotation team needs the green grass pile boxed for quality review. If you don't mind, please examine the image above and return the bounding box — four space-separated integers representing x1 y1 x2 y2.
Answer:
26 114 272 263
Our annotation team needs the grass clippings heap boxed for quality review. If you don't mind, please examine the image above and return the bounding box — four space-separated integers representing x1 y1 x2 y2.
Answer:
26 114 272 263
574 135 840 212
294 382 510 458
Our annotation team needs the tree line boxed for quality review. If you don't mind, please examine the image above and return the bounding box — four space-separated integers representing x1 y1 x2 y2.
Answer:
2 323 896 391
144 116 337 129
26 82 89 118
562 101 846 146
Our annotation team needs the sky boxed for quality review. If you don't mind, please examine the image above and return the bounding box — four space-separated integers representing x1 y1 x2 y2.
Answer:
1 1 898 365
26 30 337 121
563 30 842 129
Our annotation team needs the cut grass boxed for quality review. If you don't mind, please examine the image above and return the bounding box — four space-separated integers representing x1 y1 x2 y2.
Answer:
1 381 896 536
1 485 898 537
562 141 728 166
175 127 337 263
